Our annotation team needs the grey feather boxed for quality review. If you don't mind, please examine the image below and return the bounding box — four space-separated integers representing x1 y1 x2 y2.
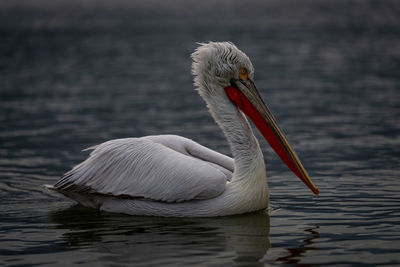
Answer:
54 135 234 203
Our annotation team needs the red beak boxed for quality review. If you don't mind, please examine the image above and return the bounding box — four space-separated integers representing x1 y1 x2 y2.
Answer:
225 79 319 195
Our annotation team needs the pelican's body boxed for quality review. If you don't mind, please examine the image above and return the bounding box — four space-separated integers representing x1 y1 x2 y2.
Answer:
48 42 318 217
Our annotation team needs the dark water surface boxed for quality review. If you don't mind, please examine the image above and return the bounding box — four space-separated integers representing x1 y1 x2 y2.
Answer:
1 0 400 266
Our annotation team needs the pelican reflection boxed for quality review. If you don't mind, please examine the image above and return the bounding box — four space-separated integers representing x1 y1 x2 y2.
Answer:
48 206 270 266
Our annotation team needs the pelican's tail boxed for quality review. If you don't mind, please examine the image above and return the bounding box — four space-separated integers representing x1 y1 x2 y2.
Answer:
44 184 56 191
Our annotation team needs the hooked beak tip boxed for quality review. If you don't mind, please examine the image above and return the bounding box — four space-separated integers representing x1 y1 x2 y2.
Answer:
312 186 320 196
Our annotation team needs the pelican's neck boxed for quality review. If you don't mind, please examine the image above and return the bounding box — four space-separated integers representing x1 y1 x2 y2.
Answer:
202 86 265 181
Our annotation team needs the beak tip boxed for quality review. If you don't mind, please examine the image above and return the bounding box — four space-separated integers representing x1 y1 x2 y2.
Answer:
313 186 320 196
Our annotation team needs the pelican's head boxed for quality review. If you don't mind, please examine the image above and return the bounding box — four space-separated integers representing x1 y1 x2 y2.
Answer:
191 41 319 196
191 42 254 98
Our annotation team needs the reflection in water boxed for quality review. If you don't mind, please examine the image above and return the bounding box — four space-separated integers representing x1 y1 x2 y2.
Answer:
49 205 270 266
275 226 320 266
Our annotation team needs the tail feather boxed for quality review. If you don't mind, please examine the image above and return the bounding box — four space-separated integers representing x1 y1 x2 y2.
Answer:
44 184 56 190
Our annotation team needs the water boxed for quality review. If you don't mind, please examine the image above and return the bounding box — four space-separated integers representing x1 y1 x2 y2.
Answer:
1 0 400 266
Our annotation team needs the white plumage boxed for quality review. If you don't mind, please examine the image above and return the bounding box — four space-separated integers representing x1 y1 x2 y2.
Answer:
47 42 318 217
55 135 234 202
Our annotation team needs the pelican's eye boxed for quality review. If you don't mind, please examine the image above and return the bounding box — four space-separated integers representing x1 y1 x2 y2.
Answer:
239 67 248 80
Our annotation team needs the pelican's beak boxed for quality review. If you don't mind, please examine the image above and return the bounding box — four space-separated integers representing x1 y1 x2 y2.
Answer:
225 79 319 195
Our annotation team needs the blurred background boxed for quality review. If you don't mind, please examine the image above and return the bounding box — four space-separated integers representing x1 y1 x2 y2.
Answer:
1 0 400 266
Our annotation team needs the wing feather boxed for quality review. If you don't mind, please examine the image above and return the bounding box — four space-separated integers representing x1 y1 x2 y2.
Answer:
54 135 234 203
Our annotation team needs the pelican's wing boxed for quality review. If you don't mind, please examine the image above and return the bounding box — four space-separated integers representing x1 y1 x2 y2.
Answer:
143 135 234 181
54 135 234 203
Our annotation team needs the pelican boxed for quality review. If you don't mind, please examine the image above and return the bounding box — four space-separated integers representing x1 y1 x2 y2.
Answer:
47 42 319 217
